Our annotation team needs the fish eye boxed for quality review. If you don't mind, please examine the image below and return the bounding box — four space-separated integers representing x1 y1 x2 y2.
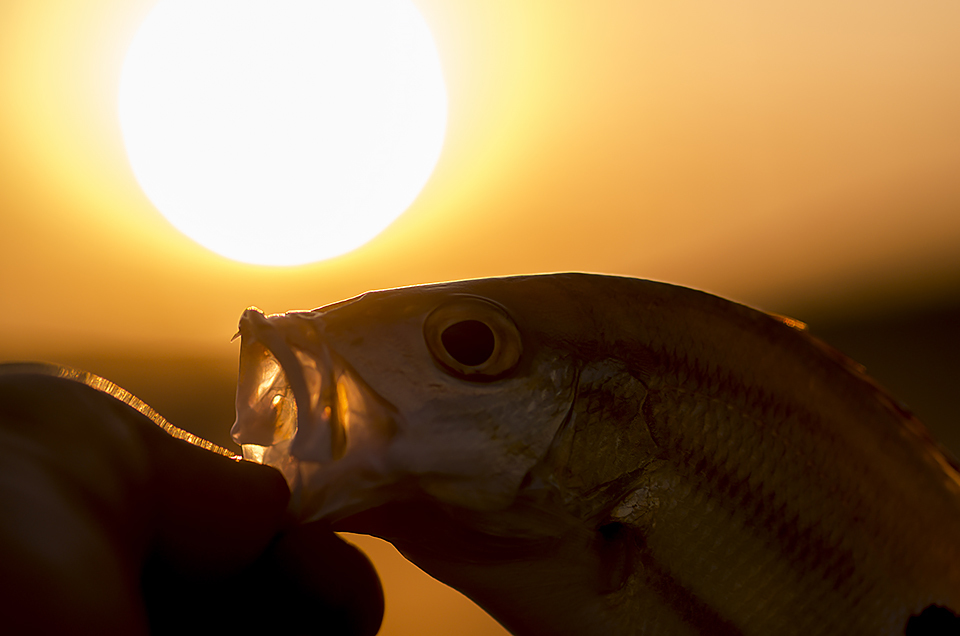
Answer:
441 320 495 366
424 296 522 380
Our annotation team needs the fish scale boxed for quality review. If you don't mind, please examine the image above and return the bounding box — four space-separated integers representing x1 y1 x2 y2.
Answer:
230 273 960 635
641 356 944 633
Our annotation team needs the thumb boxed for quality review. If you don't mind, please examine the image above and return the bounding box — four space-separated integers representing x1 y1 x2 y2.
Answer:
141 423 292 576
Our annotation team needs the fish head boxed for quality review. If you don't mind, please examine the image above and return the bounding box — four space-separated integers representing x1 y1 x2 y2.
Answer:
231 277 581 524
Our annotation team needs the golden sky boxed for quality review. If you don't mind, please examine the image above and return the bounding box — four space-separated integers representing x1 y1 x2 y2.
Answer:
1 2 959 634
3 0 959 361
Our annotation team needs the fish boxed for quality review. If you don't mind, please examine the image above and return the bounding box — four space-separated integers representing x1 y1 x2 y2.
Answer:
230 273 960 636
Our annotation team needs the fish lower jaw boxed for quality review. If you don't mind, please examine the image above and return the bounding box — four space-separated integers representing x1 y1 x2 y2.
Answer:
241 437 401 522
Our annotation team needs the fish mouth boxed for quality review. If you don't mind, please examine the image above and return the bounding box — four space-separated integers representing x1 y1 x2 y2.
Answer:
231 307 400 522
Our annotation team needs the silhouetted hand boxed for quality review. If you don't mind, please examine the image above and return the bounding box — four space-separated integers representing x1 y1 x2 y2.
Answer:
0 372 383 636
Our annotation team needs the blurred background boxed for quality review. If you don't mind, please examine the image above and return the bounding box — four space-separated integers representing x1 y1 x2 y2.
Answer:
1 1 958 634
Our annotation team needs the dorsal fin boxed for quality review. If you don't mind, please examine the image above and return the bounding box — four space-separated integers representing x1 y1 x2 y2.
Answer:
798 330 960 487
766 312 809 332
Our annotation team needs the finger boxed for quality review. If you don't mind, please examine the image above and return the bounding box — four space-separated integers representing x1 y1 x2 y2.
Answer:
250 522 385 636
142 523 384 636
0 371 293 576
135 395 384 635
0 373 289 623
0 374 151 634
141 424 292 575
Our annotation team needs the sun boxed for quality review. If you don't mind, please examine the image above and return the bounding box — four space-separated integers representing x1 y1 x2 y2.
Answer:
118 0 447 266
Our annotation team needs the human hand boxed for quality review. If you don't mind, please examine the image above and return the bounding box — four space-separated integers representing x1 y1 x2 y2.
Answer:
0 371 383 635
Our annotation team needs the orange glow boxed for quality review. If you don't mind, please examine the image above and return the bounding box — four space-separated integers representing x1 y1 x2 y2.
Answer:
2 2 960 635
2 0 959 360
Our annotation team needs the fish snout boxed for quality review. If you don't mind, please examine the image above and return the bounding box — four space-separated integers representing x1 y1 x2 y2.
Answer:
231 308 399 521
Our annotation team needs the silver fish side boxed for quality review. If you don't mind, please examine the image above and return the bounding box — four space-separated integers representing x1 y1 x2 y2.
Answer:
231 273 960 636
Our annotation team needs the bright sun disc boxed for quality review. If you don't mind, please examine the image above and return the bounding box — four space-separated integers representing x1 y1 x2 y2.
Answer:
119 0 447 266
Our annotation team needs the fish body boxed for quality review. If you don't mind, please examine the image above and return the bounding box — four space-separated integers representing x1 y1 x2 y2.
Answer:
231 273 960 635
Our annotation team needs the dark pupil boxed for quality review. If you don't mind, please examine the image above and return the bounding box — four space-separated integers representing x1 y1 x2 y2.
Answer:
441 320 495 366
